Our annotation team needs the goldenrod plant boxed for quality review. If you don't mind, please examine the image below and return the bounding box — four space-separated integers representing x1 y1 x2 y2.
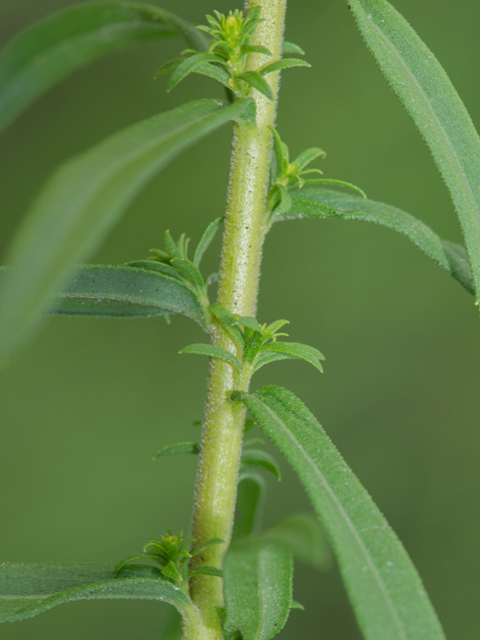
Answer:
1 1 479 639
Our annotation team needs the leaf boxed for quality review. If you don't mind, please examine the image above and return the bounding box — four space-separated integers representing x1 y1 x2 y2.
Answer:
0 562 195 623
234 316 263 333
209 303 245 347
0 97 253 361
167 53 227 91
293 147 326 172
244 45 273 56
253 351 295 371
194 218 223 268
275 185 293 216
262 513 331 571
0 2 208 133
237 71 274 101
349 0 480 307
170 258 205 291
0 264 209 325
277 187 474 295
233 472 266 540
259 58 311 76
153 442 200 460
232 386 446 640
259 342 325 373
223 539 293 640
241 450 281 481
179 344 241 372
282 42 305 56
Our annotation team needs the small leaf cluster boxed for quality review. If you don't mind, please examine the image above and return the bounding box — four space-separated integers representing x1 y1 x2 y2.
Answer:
114 530 223 587
181 304 325 376
267 128 366 220
127 218 222 311
156 6 310 101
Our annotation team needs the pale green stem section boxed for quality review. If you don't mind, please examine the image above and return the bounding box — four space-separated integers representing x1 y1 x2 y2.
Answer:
185 2 287 639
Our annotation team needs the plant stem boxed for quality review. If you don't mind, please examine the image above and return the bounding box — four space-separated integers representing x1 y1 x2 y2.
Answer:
186 1 287 638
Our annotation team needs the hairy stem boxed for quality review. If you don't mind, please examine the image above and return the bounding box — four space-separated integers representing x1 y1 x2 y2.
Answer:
186 1 287 638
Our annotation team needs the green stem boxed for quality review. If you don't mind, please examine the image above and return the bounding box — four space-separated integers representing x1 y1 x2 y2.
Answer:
186 2 287 639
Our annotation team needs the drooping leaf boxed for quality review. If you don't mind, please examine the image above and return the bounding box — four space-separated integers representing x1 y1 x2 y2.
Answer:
259 58 311 76
0 2 208 133
262 513 331 571
167 53 227 91
293 147 326 172
223 539 293 640
188 566 223 578
259 342 325 373
233 472 266 540
179 343 241 372
241 449 281 481
0 562 195 624
232 386 446 640
282 42 305 56
153 442 200 460
0 97 253 361
193 218 223 268
0 265 209 325
237 71 274 101
349 0 480 306
276 187 474 295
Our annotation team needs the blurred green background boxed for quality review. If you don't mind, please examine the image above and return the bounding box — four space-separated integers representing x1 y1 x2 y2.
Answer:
1 0 480 638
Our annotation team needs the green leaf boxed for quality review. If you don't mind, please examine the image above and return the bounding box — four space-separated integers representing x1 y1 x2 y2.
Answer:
153 442 200 460
194 218 223 268
0 2 208 133
234 316 263 333
170 258 205 291
275 185 293 216
349 0 480 307
223 539 293 640
259 58 311 76
233 472 266 540
253 351 295 371
237 71 274 101
0 562 195 623
290 601 304 611
293 147 326 172
209 303 245 347
0 265 209 324
167 53 227 91
232 386 446 640
278 187 474 295
244 45 273 56
282 41 305 56
0 97 253 361
190 538 225 557
179 344 241 372
262 513 331 571
259 342 325 373
241 450 281 481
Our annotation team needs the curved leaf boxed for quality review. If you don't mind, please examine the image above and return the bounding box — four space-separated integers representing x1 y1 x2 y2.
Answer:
262 513 331 571
223 539 293 640
259 58 311 76
233 386 446 640
0 1 208 133
349 0 480 306
179 343 241 372
153 442 200 460
241 449 281 481
0 562 195 623
233 472 266 540
0 265 209 325
259 342 325 373
0 97 253 361
277 187 474 295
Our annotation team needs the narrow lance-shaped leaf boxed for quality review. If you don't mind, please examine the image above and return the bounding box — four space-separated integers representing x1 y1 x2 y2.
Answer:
0 265 209 325
223 539 293 640
0 97 254 362
0 1 208 133
232 386 446 640
0 562 196 624
153 442 200 460
276 187 474 296
179 343 241 372
349 0 480 307
233 472 266 540
241 449 281 481
261 513 331 571
193 218 223 268
259 58 311 76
